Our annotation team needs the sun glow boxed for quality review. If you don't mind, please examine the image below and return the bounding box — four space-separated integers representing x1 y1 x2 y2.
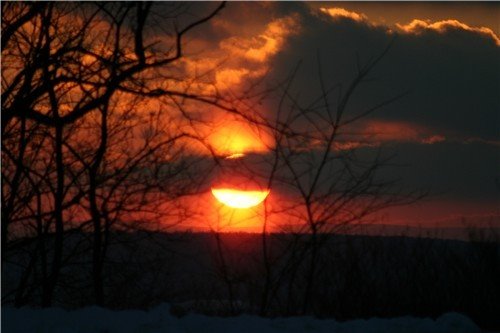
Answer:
208 121 271 156
226 153 246 159
211 188 270 209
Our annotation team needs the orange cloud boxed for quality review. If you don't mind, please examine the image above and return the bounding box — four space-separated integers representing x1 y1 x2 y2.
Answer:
319 7 368 23
363 120 421 142
219 14 299 64
214 67 268 88
333 141 373 151
361 120 446 144
421 135 446 145
176 13 299 95
460 137 500 147
397 19 500 46
284 121 447 152
333 121 500 150
331 120 447 150
318 6 499 47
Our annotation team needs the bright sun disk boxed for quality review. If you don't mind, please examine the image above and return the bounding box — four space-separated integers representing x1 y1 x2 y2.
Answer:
211 188 270 209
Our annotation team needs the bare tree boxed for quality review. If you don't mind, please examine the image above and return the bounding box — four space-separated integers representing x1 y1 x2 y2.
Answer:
248 44 426 315
2 1 226 306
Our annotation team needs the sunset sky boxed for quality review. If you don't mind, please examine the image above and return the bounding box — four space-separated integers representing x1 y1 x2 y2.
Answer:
3 2 498 233
174 1 499 231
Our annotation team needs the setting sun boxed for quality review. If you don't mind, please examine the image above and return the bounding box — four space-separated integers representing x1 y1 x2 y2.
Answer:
211 188 270 209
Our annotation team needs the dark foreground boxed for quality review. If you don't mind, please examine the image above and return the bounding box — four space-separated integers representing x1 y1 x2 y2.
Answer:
3 231 499 330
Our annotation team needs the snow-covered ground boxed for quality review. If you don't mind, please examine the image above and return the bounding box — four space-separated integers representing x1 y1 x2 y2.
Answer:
2 304 480 333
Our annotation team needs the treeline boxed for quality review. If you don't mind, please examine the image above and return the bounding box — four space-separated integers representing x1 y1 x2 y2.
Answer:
3 231 499 329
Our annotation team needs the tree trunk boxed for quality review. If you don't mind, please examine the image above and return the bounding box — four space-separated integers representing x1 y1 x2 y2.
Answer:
43 123 64 307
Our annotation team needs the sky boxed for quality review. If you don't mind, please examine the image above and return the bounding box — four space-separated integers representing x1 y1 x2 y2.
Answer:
165 1 499 232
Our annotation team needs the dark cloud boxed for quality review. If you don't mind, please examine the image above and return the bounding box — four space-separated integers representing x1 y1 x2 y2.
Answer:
264 4 499 142
377 142 500 201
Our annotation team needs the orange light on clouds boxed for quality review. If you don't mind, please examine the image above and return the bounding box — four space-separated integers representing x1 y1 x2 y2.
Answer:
208 121 271 156
211 188 270 209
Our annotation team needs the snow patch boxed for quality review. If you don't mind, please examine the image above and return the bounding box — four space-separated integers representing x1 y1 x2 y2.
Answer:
2 305 480 333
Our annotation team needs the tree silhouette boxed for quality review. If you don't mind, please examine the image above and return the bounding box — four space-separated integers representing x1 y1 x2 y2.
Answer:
2 1 225 306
